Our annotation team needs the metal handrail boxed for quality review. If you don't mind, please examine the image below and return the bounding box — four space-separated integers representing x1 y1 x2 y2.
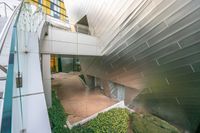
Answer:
0 77 6 81
0 3 20 55
0 65 7 73
0 2 14 11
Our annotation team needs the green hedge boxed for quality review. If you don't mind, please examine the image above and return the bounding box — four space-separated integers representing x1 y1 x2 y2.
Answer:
48 90 70 133
131 113 180 133
79 74 86 84
72 108 130 133
48 90 130 133
48 91 180 133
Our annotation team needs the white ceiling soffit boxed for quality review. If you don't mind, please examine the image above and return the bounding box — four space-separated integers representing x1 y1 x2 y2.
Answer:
64 0 153 51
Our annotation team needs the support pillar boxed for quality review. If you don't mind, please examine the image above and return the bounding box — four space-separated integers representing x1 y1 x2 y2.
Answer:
42 54 52 108
58 56 62 72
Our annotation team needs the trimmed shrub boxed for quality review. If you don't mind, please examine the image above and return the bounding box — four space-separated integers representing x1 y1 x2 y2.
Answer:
48 91 180 133
131 113 180 133
48 90 129 133
71 125 94 133
48 90 70 133
72 108 130 133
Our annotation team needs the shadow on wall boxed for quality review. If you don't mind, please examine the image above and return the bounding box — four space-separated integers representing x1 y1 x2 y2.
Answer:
131 97 191 132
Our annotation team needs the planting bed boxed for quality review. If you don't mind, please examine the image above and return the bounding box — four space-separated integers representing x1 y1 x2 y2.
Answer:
48 90 180 133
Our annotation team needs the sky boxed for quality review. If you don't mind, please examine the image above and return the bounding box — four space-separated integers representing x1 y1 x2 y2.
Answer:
0 0 20 17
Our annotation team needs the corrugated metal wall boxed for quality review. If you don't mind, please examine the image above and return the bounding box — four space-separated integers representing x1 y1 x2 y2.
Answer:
80 0 200 132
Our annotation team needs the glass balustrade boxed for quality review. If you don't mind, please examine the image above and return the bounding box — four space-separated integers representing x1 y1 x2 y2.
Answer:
1 1 45 133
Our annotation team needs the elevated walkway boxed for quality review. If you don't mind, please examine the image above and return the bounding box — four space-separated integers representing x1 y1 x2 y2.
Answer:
40 24 101 56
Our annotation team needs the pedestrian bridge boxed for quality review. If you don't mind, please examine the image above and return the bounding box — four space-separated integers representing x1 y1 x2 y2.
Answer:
40 24 101 56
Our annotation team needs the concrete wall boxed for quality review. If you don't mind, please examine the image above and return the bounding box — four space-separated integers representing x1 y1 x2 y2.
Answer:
41 54 52 108
80 0 200 132
40 25 101 56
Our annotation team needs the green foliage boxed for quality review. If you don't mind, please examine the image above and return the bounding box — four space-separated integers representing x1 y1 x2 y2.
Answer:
71 108 130 133
79 74 86 84
48 90 70 133
48 91 180 133
71 125 94 133
131 113 180 133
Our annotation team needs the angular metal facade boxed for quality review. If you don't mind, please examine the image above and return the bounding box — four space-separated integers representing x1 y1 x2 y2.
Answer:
80 0 200 132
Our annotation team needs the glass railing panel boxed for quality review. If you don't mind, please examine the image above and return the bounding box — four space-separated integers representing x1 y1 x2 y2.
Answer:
1 1 45 132
12 2 46 133
0 5 21 133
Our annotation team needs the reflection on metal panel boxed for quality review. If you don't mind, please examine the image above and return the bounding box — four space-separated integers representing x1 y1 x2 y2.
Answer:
109 81 125 101
80 0 200 132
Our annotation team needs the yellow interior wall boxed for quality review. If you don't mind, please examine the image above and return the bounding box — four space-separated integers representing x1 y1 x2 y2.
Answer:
25 0 67 21
51 55 59 72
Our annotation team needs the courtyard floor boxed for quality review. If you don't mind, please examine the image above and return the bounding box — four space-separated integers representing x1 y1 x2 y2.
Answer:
52 72 117 124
